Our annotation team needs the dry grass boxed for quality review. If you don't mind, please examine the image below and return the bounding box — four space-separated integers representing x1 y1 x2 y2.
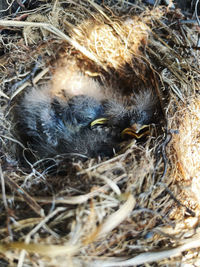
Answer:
0 0 200 266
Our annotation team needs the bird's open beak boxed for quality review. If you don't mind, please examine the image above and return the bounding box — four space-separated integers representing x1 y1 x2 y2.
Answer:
91 119 151 140
90 117 108 127
121 124 150 139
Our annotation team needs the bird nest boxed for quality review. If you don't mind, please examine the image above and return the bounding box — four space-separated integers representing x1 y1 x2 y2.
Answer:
0 1 200 266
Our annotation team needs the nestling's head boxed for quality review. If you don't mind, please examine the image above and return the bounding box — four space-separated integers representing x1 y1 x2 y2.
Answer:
66 95 104 128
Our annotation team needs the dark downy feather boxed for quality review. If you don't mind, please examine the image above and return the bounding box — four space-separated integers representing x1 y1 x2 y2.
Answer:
14 83 160 161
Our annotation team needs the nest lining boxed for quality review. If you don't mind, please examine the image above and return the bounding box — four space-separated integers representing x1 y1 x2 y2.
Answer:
0 0 200 266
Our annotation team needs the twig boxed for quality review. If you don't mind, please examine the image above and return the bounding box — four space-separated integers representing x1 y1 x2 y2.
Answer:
11 56 41 91
0 164 13 240
12 0 27 17
10 67 49 100
5 174 44 217
195 0 200 48
158 182 196 217
91 234 200 266
153 127 177 182
0 20 103 69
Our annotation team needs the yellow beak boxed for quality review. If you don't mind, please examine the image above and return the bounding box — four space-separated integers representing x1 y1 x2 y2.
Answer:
90 117 108 127
121 124 150 139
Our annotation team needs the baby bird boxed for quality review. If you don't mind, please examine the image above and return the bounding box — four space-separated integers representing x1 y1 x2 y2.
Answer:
14 75 159 162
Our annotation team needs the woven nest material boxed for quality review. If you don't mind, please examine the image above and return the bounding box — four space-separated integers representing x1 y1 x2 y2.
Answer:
0 1 200 266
